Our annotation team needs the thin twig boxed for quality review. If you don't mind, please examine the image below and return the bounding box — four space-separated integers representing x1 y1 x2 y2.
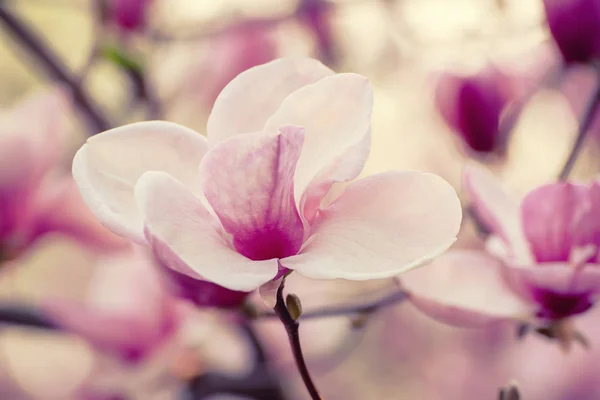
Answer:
253 289 408 320
273 278 322 400
0 304 57 329
558 79 600 180
0 5 110 134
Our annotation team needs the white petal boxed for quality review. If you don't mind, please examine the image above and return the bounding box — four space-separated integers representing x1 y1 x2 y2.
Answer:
264 73 373 223
281 171 462 280
72 121 208 242
207 58 333 145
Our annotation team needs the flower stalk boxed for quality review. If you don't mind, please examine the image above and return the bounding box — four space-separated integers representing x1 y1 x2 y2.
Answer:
273 278 323 400
0 5 110 133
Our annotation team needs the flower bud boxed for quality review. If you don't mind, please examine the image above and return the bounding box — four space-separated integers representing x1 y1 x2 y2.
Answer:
110 0 153 33
435 67 511 154
543 0 600 63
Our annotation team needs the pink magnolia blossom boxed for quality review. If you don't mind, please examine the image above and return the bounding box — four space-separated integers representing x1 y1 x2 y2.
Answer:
434 66 515 154
0 89 126 259
72 58 462 292
402 164 600 326
42 246 183 364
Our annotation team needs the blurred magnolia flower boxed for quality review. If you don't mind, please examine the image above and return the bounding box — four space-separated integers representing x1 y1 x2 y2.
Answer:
42 246 182 364
107 0 153 33
2 248 254 400
434 66 515 154
73 57 462 294
543 0 600 64
0 89 126 260
402 164 600 327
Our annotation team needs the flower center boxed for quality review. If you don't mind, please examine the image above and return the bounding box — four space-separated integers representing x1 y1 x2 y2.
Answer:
233 225 302 261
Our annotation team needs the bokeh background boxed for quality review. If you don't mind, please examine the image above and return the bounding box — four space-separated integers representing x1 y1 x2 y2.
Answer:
1 0 600 399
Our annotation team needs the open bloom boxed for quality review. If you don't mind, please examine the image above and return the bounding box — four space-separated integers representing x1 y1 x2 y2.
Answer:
73 58 462 292
543 0 600 64
402 164 600 326
0 89 125 259
434 66 514 154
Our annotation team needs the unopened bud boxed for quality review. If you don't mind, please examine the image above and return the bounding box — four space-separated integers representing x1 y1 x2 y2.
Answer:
543 0 600 64
286 293 303 321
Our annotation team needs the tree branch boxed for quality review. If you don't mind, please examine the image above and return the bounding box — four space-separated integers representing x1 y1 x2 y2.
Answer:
0 5 111 134
558 78 600 180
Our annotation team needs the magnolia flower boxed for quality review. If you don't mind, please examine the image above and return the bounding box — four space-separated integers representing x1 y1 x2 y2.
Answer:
434 67 514 154
402 164 600 326
73 58 462 292
0 89 125 260
543 0 600 64
42 246 182 363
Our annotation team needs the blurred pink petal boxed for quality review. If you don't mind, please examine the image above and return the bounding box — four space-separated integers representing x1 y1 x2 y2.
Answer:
282 171 462 280
136 171 279 291
207 58 333 145
401 251 533 327
521 182 588 262
0 89 95 255
264 73 372 224
201 22 279 107
72 121 208 243
43 247 178 363
200 127 305 261
464 164 532 263
505 263 600 319
32 177 129 250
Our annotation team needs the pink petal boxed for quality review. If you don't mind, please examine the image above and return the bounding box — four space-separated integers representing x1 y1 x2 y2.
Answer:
199 127 305 261
573 180 600 248
504 262 600 319
136 171 279 291
32 176 129 250
72 121 208 243
43 248 174 362
401 251 532 327
505 262 600 295
207 58 333 145
281 171 462 280
463 164 532 263
5 88 69 174
264 73 373 224
0 89 69 201
521 182 588 262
